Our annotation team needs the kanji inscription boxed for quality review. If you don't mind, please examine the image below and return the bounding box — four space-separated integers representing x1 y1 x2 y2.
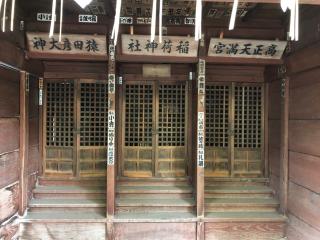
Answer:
208 38 287 59
122 34 198 57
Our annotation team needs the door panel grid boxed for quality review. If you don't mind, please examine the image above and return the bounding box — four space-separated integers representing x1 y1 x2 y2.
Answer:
205 83 264 177
123 81 187 178
44 79 108 177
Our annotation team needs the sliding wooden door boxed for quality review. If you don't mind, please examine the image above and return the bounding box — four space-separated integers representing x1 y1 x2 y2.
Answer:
122 80 188 178
205 82 264 177
43 79 108 177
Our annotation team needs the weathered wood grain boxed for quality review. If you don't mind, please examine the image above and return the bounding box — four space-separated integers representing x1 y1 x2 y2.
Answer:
289 151 320 194
0 183 19 222
268 120 281 149
269 146 280 177
19 222 106 240
268 80 281 120
290 75 320 120
0 118 19 154
288 181 320 231
0 151 19 189
289 120 320 157
287 214 320 240
204 222 286 240
114 222 197 240
0 69 20 118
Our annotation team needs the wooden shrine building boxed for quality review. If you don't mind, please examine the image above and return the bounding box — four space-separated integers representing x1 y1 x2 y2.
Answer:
0 0 320 239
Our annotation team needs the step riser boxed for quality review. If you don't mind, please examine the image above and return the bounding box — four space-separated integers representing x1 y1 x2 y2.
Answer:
117 193 193 199
33 193 106 199
205 193 273 198
118 182 190 187
28 207 105 213
205 182 267 187
205 206 278 212
116 206 194 213
38 180 105 186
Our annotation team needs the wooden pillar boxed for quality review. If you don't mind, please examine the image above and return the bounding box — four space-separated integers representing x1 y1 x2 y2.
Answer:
107 39 116 219
19 71 29 215
279 73 289 214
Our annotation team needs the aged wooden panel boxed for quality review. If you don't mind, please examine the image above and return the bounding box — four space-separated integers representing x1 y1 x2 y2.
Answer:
114 222 197 240
289 151 320 194
20 222 106 240
204 222 285 240
0 69 20 118
28 146 40 174
268 120 281 149
289 73 320 120
0 151 19 189
270 174 280 199
268 146 280 177
288 181 320 231
0 119 19 153
268 80 281 120
287 214 320 240
0 183 19 222
289 120 320 157
29 118 39 147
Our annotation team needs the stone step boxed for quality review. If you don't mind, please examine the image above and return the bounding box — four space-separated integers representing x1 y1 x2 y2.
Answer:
205 197 279 212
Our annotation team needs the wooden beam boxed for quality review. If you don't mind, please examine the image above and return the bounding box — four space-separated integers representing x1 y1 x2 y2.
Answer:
19 71 29 215
204 56 284 66
176 0 320 4
279 76 289 214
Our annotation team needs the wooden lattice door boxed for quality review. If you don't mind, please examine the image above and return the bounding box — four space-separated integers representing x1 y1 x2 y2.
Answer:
44 79 108 177
122 81 188 178
205 83 264 177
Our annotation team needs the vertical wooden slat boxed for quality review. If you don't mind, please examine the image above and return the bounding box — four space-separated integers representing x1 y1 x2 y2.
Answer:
230 83 235 177
19 71 29 215
39 77 44 176
196 59 205 218
107 39 116 218
264 83 269 177
279 77 289 214
75 80 80 177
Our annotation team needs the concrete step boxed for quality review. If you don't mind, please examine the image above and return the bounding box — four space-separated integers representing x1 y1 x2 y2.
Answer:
33 185 106 199
205 197 279 212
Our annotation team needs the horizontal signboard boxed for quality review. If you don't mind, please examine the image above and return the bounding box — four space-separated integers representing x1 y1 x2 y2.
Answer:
26 32 107 58
122 34 198 57
208 38 287 59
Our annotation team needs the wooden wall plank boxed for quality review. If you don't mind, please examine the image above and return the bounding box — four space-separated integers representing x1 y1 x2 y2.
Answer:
269 147 280 177
204 222 286 240
0 69 20 118
288 182 320 231
20 223 106 240
268 80 281 120
289 120 320 157
114 222 197 240
289 151 320 194
287 214 320 240
0 183 19 222
0 119 19 153
290 73 320 120
268 120 281 149
0 151 19 189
